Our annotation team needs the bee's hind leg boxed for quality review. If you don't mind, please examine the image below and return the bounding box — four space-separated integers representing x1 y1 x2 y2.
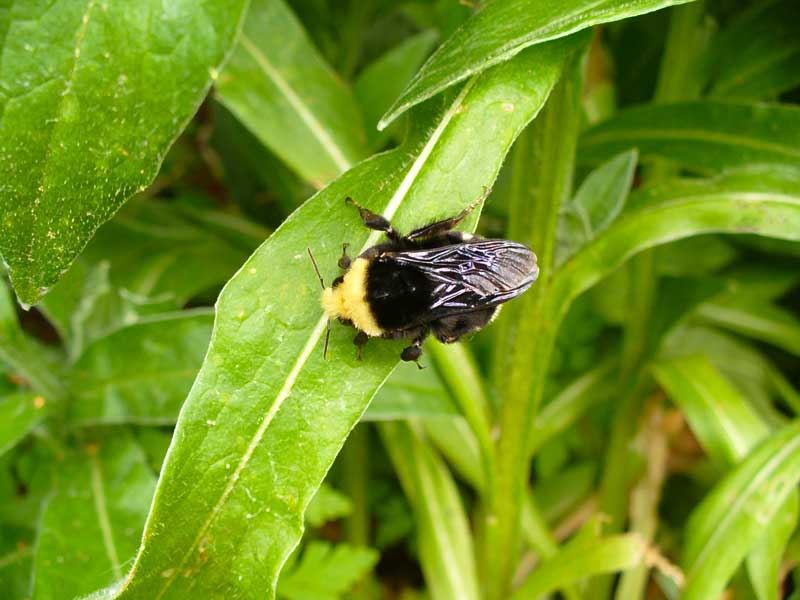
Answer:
345 197 402 243
405 186 491 241
400 332 427 370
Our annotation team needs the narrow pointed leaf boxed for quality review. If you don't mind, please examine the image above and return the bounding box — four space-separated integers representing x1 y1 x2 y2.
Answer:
579 101 800 173
0 0 249 305
546 166 800 327
109 37 578 599
556 149 638 264
682 421 800 600
380 422 480 600
653 355 797 600
511 534 647 600
379 0 693 128
216 0 368 187
32 431 155 600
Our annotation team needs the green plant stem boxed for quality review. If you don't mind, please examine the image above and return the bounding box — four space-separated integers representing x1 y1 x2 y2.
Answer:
342 424 369 548
428 340 495 491
595 4 707 598
483 53 584 600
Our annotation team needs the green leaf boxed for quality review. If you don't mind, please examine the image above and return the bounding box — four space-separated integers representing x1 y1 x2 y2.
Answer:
696 297 800 357
529 360 615 456
652 355 797 600
354 30 439 149
705 0 800 99
653 356 768 465
381 422 480 600
32 430 155 600
578 101 800 173
510 534 647 600
40 199 247 359
0 0 249 305
364 359 458 421
682 420 800 600
379 0 693 128
0 279 63 399
0 392 47 456
67 311 214 425
0 534 33 600
556 149 638 265
277 541 377 600
545 166 800 328
216 0 368 188
109 35 577 599
305 483 353 528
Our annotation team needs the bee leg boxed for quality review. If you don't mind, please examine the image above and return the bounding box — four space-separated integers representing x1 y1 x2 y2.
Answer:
338 243 351 270
405 186 491 241
400 340 424 369
345 197 402 243
354 330 369 361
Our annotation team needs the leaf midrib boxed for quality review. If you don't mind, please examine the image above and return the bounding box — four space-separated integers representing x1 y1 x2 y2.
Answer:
148 76 479 599
239 33 352 175
582 128 800 160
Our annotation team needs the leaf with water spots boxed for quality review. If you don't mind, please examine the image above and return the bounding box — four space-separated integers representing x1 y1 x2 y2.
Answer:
0 0 249 305
103 35 583 599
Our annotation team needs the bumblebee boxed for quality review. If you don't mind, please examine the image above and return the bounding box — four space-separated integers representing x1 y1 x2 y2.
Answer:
310 190 539 366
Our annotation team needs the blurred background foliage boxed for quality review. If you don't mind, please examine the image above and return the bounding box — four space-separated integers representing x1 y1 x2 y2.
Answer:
1 0 800 599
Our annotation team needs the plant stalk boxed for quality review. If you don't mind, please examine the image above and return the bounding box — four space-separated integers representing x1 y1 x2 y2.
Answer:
482 50 584 600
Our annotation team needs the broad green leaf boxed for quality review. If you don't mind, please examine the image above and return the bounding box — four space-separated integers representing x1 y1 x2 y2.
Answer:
0 392 48 456
682 421 800 600
379 0 692 128
277 541 377 600
364 359 458 421
305 483 352 528
67 311 213 425
32 431 155 600
696 297 800 357
216 0 368 188
578 101 800 173
705 0 800 99
556 149 638 265
109 36 578 599
545 166 800 328
381 422 480 600
0 0 249 305
354 30 439 149
510 534 647 600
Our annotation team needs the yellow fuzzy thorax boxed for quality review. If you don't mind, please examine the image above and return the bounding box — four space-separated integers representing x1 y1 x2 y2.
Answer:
321 258 383 336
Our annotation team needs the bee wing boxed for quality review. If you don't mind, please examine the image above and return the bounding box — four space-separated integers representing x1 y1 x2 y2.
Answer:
388 240 539 314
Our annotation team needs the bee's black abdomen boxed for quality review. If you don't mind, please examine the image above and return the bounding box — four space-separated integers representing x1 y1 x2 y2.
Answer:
366 258 435 331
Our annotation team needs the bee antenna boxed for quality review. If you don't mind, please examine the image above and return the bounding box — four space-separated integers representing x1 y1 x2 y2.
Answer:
323 319 331 360
308 248 332 360
307 247 325 290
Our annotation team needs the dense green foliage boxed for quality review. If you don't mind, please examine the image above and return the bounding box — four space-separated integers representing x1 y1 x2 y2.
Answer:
1 0 800 599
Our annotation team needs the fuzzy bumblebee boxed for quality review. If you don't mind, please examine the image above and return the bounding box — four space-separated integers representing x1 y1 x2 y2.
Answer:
310 190 539 366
